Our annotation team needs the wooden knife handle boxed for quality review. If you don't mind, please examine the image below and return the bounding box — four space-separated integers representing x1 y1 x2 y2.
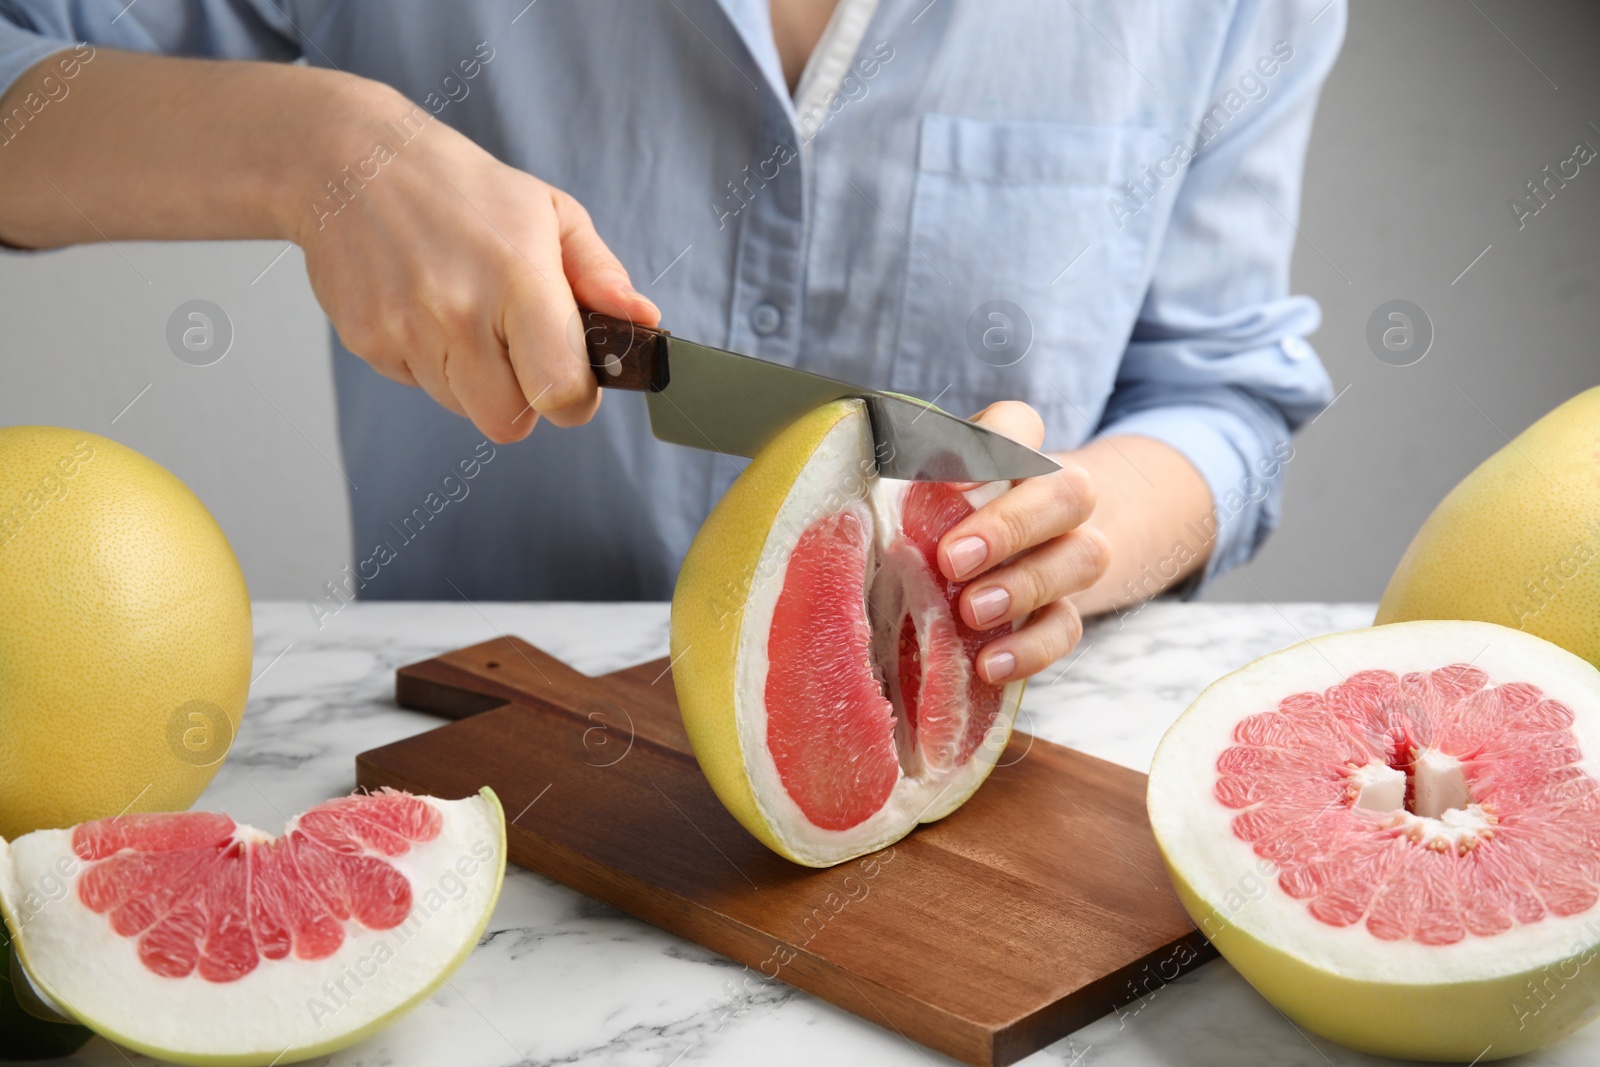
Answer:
581 308 670 392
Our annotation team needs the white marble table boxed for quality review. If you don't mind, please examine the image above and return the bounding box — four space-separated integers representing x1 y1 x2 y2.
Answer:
39 601 1600 1066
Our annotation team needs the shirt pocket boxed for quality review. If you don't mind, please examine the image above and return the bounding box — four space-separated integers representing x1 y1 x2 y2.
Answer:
890 114 1171 444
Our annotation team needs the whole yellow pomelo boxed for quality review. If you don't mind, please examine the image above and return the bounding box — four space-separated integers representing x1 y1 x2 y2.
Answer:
1377 386 1600 667
0 427 251 839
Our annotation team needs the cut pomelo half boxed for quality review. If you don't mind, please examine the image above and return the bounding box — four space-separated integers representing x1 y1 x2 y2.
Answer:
672 400 1025 867
0 787 505 1066
1149 621 1600 1060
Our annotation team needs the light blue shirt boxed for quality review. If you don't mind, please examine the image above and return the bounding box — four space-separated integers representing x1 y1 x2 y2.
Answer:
2 0 1341 602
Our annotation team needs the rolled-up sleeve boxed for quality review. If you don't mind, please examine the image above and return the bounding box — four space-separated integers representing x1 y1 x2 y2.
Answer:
0 0 301 100
0 6 68 93
1096 0 1345 590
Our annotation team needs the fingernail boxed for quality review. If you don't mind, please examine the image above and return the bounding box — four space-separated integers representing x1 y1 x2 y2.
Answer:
969 586 1010 626
946 536 988 580
983 650 1016 684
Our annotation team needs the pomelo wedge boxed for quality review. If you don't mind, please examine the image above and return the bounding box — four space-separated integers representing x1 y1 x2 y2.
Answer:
672 400 1025 867
0 787 505 1065
1149 621 1600 1060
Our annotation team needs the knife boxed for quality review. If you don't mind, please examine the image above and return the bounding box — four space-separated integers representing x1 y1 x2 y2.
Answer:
578 310 1060 482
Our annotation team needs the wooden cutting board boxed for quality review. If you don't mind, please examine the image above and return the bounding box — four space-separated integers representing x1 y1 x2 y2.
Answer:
355 636 1212 1066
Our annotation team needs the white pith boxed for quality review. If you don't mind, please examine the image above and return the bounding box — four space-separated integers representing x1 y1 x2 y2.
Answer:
870 539 971 776
0 792 503 1062
1348 759 1406 813
1409 748 1472 820
1346 750 1493 850
1149 621 1600 983
733 405 1024 865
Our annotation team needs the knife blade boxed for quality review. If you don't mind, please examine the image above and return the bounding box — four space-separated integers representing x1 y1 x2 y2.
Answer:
579 310 1060 482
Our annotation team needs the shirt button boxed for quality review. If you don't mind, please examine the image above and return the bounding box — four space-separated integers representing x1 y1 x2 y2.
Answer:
750 302 783 336
1280 336 1312 362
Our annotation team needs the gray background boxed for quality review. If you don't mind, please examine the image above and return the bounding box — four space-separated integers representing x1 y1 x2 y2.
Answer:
2 0 1596 604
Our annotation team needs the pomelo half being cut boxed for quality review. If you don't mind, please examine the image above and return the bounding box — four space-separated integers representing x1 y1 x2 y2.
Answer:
0 787 505 1065
672 400 1026 867
1149 621 1600 1060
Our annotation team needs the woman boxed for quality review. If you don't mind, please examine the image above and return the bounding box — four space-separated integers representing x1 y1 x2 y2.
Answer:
0 0 1340 684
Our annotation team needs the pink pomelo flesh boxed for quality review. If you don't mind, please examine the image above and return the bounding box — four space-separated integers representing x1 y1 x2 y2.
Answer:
765 482 1011 831
1218 664 1600 946
72 789 442 982
765 508 900 831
